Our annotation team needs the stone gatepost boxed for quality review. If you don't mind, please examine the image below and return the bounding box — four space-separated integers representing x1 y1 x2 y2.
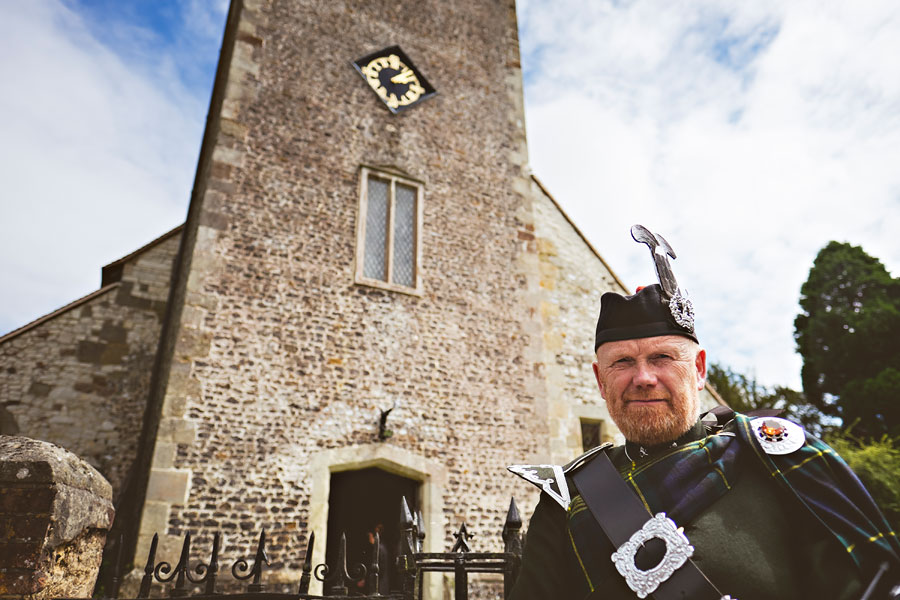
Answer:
0 436 114 599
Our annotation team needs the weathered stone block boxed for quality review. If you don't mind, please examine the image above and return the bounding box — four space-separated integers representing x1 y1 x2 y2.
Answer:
0 514 50 541
75 340 106 364
177 327 212 359
151 441 177 469
199 210 229 231
0 568 40 596
156 417 197 445
97 321 127 343
26 382 51 398
138 501 170 536
145 468 191 505
0 437 114 600
219 117 248 141
212 145 244 167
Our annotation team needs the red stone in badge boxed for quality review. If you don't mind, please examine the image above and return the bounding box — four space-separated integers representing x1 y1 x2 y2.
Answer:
760 420 783 437
751 416 805 455
758 419 787 441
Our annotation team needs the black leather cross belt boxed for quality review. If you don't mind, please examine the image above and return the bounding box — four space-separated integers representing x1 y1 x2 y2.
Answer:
572 451 728 600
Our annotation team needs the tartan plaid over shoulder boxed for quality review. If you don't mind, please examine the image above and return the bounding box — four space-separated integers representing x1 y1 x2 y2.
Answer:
733 414 900 571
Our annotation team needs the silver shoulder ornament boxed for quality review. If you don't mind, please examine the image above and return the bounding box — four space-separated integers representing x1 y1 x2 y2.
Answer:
750 416 805 455
507 464 571 510
507 443 612 511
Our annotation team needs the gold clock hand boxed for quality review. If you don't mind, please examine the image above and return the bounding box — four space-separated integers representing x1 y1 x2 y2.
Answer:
390 68 417 85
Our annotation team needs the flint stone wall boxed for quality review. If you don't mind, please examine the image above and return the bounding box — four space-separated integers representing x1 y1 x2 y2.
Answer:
0 436 114 600
0 230 180 499
530 179 627 463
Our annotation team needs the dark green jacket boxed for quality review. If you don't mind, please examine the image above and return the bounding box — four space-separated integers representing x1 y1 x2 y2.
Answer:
509 416 899 599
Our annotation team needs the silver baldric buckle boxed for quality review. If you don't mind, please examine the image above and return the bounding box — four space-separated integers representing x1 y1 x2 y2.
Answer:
610 512 695 599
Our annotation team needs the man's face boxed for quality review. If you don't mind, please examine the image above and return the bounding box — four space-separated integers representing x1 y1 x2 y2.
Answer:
592 335 706 446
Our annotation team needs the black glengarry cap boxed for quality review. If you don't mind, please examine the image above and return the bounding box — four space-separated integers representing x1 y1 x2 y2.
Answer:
594 284 698 351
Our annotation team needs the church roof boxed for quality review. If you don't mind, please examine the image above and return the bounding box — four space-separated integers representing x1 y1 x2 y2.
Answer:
101 225 183 286
530 173 630 294
0 224 183 346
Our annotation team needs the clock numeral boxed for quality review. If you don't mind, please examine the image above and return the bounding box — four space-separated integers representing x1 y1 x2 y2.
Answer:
400 89 422 105
363 56 393 79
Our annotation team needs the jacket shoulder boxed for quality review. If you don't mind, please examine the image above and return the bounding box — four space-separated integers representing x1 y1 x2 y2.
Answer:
563 442 614 473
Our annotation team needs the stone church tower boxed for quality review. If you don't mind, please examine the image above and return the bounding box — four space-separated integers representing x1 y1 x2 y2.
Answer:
1 0 719 590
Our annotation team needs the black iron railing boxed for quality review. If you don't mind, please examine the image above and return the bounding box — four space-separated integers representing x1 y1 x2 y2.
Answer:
76 497 522 600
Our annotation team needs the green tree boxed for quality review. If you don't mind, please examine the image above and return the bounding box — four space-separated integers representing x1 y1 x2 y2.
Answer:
707 363 768 414
707 363 827 435
826 432 900 534
794 241 900 439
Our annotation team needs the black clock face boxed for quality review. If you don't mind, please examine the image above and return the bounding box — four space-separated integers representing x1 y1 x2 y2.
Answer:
353 46 436 113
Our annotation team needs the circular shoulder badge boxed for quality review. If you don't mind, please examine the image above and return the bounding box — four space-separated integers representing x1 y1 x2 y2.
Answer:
750 417 805 455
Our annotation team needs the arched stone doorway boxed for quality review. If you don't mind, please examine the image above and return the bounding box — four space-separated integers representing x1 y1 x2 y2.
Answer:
307 444 447 596
326 467 419 593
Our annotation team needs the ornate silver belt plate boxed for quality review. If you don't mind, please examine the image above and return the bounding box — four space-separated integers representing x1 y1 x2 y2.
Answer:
610 512 694 599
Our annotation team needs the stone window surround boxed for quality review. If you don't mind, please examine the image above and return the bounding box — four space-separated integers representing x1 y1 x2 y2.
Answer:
354 165 424 296
579 418 604 453
573 403 617 448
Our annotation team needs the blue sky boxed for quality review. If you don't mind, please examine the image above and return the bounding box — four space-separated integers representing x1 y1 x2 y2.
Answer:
3 0 899 390
69 0 224 98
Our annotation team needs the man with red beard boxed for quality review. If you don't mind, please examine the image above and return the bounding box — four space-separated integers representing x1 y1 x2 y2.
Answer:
508 228 899 600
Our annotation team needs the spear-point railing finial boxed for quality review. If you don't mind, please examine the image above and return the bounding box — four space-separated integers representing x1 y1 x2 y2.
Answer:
233 529 270 593
298 532 315 594
451 523 473 553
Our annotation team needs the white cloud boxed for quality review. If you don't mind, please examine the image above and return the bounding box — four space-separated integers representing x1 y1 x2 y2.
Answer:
519 0 900 388
0 0 215 334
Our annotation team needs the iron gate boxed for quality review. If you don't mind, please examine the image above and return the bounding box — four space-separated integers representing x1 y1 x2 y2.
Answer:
70 497 522 600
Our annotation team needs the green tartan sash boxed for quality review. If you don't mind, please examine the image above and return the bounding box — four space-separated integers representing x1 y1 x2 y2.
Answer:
566 414 899 592
732 415 899 572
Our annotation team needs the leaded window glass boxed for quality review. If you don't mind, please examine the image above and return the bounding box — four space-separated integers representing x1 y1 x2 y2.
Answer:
356 167 422 292
363 177 389 281
392 184 416 287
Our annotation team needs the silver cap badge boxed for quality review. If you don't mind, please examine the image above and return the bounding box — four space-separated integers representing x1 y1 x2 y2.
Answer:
631 224 695 333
